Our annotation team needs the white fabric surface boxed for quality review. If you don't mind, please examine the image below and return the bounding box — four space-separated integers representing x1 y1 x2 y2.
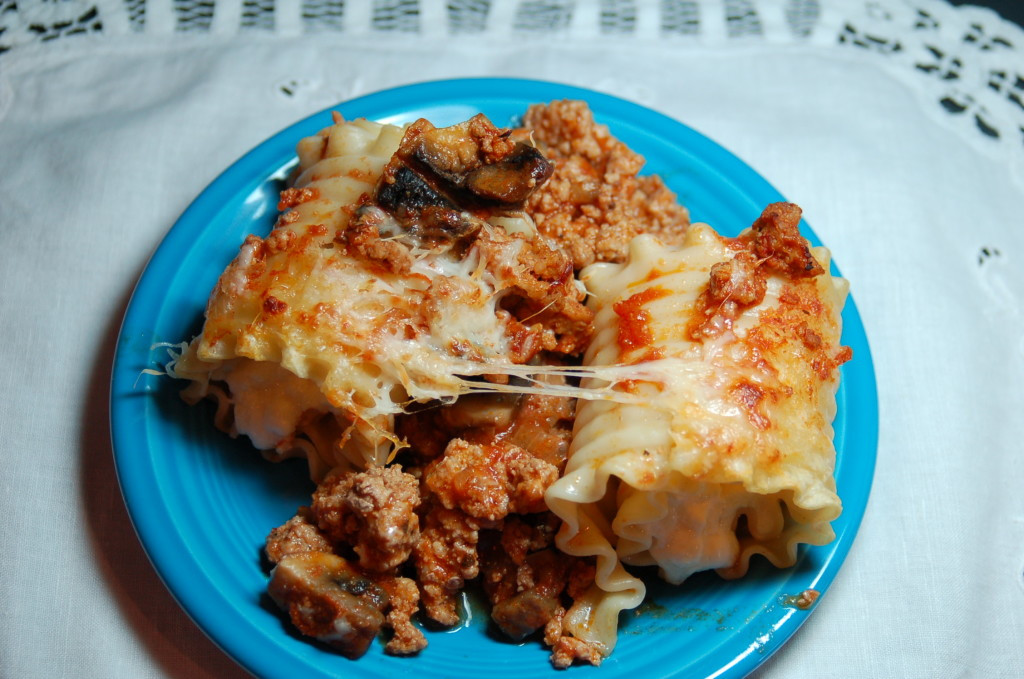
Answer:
1 0 1023 677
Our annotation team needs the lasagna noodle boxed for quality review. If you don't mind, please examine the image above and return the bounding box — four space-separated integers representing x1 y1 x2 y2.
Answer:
545 224 848 652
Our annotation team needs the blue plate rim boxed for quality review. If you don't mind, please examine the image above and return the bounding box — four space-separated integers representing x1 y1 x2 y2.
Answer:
110 77 878 679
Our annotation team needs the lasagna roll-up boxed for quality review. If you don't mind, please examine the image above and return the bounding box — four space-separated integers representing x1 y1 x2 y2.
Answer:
171 118 409 480
171 114 589 482
545 203 850 654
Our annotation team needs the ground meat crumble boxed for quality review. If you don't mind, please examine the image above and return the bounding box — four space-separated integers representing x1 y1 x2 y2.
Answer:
413 504 481 626
264 506 332 563
311 465 422 573
521 99 691 270
690 202 830 341
424 438 558 522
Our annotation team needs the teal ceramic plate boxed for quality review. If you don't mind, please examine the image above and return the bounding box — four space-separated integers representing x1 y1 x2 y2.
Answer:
111 78 878 679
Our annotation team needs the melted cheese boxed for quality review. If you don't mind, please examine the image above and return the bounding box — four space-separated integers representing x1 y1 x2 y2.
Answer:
219 358 332 450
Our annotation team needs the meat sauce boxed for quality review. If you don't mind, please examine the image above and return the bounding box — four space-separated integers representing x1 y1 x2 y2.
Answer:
613 286 670 353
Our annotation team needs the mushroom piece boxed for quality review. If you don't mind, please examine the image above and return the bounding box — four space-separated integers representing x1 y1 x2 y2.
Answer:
462 143 552 204
374 115 553 246
410 116 552 205
491 590 561 641
268 552 389 658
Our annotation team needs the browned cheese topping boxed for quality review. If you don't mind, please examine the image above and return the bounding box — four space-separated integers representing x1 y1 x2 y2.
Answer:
472 224 593 359
686 202 851 436
330 112 594 365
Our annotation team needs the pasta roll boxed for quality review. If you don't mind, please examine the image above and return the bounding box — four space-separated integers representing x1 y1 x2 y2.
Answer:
545 205 850 653
171 118 408 477
170 114 588 482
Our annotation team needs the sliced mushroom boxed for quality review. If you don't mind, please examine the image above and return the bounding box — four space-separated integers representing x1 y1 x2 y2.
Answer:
268 552 389 658
463 143 552 203
376 165 454 214
413 121 486 184
373 114 553 247
491 590 561 641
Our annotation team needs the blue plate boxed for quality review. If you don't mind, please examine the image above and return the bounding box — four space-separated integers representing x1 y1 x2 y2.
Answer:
111 78 877 679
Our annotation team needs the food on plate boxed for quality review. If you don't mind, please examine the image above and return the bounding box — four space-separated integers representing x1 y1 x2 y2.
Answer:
545 204 850 652
267 550 424 657
523 100 691 269
168 112 592 481
167 101 849 667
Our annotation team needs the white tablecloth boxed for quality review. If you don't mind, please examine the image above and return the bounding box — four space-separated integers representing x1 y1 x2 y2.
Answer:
2 0 1023 677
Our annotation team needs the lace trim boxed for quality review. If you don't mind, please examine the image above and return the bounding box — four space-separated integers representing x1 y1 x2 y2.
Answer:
835 1 1024 155
2 0 1022 155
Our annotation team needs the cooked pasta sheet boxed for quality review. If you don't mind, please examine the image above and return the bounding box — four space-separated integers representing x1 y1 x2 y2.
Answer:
169 115 584 481
545 206 850 653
